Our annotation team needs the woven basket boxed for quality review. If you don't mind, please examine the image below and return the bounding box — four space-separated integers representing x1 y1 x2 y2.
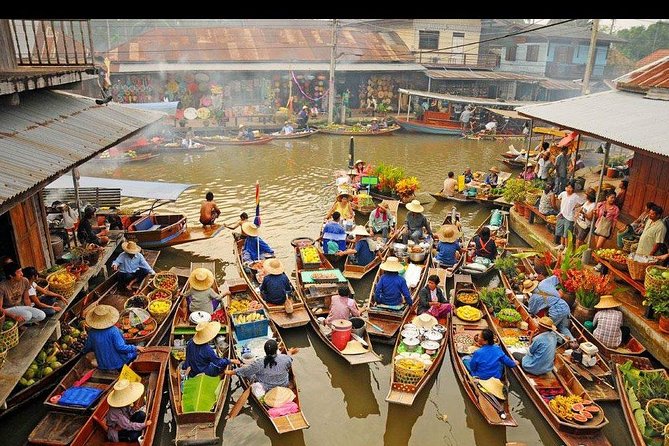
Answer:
664 423 669 446
46 271 77 298
0 347 7 370
394 358 425 385
124 294 148 310
0 320 19 351
152 272 178 294
627 258 659 281
147 298 172 323
645 266 669 292
645 398 669 433
147 288 173 301
622 236 639 253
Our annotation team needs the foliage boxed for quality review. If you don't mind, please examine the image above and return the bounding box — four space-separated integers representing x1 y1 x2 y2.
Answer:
494 256 519 277
377 102 392 114
479 287 511 314
497 308 522 323
181 374 221 413
616 22 669 62
395 177 420 197
644 282 669 317
608 155 628 168
502 178 532 203
570 269 615 309
636 370 669 404
373 163 406 195
553 231 588 290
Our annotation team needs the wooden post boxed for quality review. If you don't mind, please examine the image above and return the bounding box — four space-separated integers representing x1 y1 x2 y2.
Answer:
582 19 599 95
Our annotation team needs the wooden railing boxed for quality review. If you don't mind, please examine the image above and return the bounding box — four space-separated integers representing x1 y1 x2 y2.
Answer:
9 19 94 66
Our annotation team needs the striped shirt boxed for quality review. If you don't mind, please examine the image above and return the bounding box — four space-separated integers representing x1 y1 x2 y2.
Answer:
592 309 623 348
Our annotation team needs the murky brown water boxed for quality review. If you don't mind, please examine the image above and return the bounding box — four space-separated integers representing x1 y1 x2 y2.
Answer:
2 134 631 445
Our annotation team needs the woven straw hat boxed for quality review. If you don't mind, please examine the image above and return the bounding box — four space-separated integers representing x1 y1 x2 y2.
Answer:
594 294 622 309
264 386 296 408
122 241 142 255
241 222 259 237
378 201 389 210
355 159 364 166
341 340 368 355
437 225 460 243
264 258 285 275
380 256 403 272
85 304 119 330
107 379 145 408
537 316 556 331
350 225 370 237
405 200 424 213
489 166 500 174
479 377 506 400
189 268 214 291
411 313 438 330
192 321 221 345
521 279 539 294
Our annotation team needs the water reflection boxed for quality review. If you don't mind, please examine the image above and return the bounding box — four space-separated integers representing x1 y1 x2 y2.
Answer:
327 355 380 419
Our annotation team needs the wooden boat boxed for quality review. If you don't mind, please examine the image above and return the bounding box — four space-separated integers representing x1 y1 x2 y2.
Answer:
168 265 232 446
227 286 309 434
27 348 164 446
157 142 214 152
66 346 169 446
293 239 381 365
459 209 509 277
123 213 226 249
429 190 476 204
484 286 610 446
395 116 463 135
96 153 158 163
366 244 432 341
271 129 319 139
317 124 400 136
463 133 528 141
386 268 450 406
447 274 517 425
232 234 310 328
193 135 274 146
610 354 666 446
501 158 529 169
502 150 539 159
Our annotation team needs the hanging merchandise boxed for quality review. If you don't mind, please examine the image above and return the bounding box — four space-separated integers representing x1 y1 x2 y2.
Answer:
290 71 329 102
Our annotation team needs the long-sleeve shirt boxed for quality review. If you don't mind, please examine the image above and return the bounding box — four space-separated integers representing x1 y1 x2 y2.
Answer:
185 287 221 314
82 326 137 371
242 236 274 261
368 210 394 233
416 285 446 315
405 212 431 236
528 276 570 323
555 153 568 178
469 344 516 380
183 340 231 377
522 331 557 375
374 273 412 306
112 252 155 275
593 309 623 348
106 406 146 442
260 273 293 304
235 354 293 391
326 296 360 323
322 220 347 253
435 241 460 266
77 219 98 244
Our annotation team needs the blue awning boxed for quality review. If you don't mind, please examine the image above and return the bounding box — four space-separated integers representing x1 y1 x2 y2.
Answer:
46 176 195 201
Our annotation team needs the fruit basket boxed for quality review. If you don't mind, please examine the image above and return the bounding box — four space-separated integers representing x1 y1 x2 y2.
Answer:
0 320 19 350
497 308 522 328
299 246 321 269
124 294 149 310
455 291 479 307
645 398 669 433
148 298 172 323
46 270 77 298
595 249 628 271
153 271 178 294
147 288 172 301
115 309 157 344
627 254 660 281
645 266 669 291
455 305 482 322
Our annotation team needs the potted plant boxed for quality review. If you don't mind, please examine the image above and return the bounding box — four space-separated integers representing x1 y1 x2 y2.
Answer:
503 179 530 215
643 283 669 333
573 269 615 323
395 177 420 203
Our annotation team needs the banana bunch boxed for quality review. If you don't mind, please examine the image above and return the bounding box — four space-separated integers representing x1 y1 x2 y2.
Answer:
456 305 482 322
234 312 265 324
229 299 250 314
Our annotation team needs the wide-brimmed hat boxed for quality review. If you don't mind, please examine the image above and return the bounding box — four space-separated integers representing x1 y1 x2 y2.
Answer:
521 279 539 294
411 313 438 329
239 124 245 128
264 258 285 275
350 225 370 237
337 192 351 200
302 105 308 109
107 379 145 408
380 256 403 272
284 121 289 125
85 304 119 330
264 386 296 407
489 166 500 174
189 268 214 291
192 321 221 345
405 200 424 213
355 159 364 166
377 201 389 210
341 340 368 355
371 117 378 121
537 316 556 331
241 222 259 237
437 225 460 243
594 294 622 309
122 240 142 255
479 377 506 400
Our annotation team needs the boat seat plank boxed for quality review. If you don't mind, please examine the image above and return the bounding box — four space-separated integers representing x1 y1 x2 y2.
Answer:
28 412 90 445
148 224 162 231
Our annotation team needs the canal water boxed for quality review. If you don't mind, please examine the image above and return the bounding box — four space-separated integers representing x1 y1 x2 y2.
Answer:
3 133 631 445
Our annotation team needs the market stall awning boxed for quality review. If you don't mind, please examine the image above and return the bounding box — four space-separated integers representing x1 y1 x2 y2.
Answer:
122 101 179 115
46 176 195 202
397 88 539 107
557 131 579 147
484 108 530 120
0 90 163 215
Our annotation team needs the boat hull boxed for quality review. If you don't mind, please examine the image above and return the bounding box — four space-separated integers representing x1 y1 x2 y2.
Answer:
396 118 463 135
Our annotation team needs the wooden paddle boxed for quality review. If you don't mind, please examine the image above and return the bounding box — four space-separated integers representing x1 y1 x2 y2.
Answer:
565 361 593 382
226 382 251 420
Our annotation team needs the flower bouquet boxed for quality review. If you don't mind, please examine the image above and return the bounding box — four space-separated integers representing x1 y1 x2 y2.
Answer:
395 177 420 202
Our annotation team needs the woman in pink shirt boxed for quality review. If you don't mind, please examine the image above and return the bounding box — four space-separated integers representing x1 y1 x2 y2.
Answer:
326 287 360 324
593 190 620 249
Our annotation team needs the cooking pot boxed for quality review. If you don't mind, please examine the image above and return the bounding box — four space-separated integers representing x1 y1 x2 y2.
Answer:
393 243 407 257
408 248 427 263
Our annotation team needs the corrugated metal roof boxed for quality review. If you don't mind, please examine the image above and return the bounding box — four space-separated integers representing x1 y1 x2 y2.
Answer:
117 62 426 73
397 88 538 107
636 49 669 68
0 90 163 212
517 90 669 156
484 108 529 120
108 26 414 65
426 70 538 81
538 78 582 90
615 55 669 93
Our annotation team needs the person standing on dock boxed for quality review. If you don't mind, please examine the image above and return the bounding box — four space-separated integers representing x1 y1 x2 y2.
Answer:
111 241 156 292
636 204 666 256
555 182 584 251
554 146 569 194
402 200 432 244
297 105 310 129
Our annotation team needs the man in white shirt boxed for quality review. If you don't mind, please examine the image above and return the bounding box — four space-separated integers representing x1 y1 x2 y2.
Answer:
483 119 497 134
555 182 584 250
281 121 294 135
636 205 666 256
459 105 473 132
443 172 458 197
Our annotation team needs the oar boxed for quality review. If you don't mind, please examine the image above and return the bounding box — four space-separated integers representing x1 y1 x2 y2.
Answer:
350 333 369 348
365 320 384 333
226 380 251 420
565 360 593 382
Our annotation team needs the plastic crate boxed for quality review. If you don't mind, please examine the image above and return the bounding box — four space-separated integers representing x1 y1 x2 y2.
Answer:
232 309 269 341
58 386 103 408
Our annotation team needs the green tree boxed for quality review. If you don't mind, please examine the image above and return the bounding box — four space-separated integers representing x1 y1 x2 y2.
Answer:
616 21 669 62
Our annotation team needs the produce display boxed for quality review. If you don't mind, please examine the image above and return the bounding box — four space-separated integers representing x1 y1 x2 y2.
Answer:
125 295 149 309
497 308 522 326
596 248 628 264
153 272 178 292
148 299 171 314
456 292 479 305
123 150 138 159
647 267 669 281
47 271 76 286
311 271 338 282
229 298 263 314
2 319 15 331
233 312 266 325
115 314 156 340
148 288 172 301
171 349 186 362
548 395 600 422
479 287 510 314
300 246 320 265
455 305 483 322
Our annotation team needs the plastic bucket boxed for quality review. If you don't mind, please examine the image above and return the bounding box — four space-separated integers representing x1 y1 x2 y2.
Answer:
331 319 352 351
349 317 366 338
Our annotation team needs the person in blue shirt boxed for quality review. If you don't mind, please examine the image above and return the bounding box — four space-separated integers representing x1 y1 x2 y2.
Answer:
525 276 573 339
484 166 500 187
82 305 142 372
241 222 274 262
374 256 412 307
513 316 558 375
183 321 239 377
463 329 517 379
463 167 474 184
297 105 309 129
336 225 378 266
260 259 294 305
111 241 156 291
321 212 347 255
434 225 462 268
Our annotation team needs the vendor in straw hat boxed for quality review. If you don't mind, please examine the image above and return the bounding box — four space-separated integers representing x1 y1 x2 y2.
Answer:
434 225 462 268
512 316 558 375
185 268 230 314
402 200 432 244
105 379 150 442
592 295 626 348
297 105 309 129
416 274 452 318
111 241 155 291
368 201 395 241
485 166 500 188
462 328 517 380
354 159 366 175
327 192 354 221
281 120 294 135
260 259 294 305
526 274 573 339
336 225 379 266
183 321 240 378
237 124 254 141
241 222 275 262
82 304 142 371
373 256 412 307
225 339 299 398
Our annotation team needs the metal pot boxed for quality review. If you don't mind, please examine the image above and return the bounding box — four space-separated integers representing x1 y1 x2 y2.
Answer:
408 249 427 263
393 243 407 257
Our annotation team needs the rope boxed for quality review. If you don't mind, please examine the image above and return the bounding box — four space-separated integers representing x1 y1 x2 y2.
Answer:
290 71 330 102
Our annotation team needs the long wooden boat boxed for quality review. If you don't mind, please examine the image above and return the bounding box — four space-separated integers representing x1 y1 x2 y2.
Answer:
501 158 529 169
27 348 163 446
96 153 158 163
66 346 170 446
610 354 666 446
395 116 463 135
124 213 225 249
386 268 450 406
271 129 319 139
447 274 517 425
484 285 610 446
232 234 309 328
317 125 400 136
459 209 509 277
463 133 527 141
502 150 539 159
193 135 274 146
366 245 432 341
168 268 232 446
227 285 310 434
429 189 476 204
293 239 381 365
157 142 214 152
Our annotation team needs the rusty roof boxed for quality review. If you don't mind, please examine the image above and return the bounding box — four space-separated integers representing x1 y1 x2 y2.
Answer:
0 90 163 214
426 70 538 81
616 55 669 94
635 49 669 68
108 26 413 64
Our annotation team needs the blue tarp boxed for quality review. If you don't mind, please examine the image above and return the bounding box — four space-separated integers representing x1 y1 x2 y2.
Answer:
45 176 195 201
